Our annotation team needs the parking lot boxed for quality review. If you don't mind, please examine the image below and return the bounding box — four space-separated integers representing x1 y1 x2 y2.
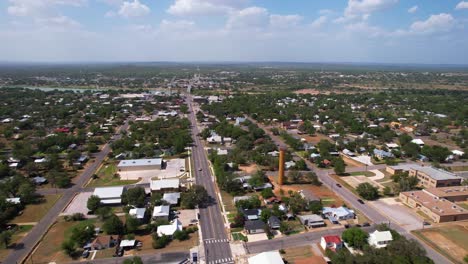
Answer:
370 198 424 230
62 192 93 216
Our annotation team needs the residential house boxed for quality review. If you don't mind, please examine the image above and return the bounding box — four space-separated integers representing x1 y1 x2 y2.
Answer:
119 240 136 250
243 209 262 221
411 139 425 146
157 219 183 237
297 214 326 228
320 235 343 252
248 251 285 264
152 205 170 221
268 216 281 229
322 207 355 220
129 208 146 222
162 192 181 205
84 235 117 250
368 230 393 248
373 149 395 160
32 176 47 185
245 220 266 234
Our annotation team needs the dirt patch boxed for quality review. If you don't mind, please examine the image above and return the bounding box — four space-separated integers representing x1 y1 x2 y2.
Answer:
239 164 259 174
294 89 324 95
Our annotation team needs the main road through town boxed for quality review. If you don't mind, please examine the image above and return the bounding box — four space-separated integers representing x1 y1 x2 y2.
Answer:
248 117 452 264
186 95 234 264
3 120 131 264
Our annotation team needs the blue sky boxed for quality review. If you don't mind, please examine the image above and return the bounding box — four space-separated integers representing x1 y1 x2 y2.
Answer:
1 0 468 64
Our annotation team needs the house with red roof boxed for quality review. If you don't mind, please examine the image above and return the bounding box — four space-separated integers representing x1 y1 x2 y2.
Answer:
320 235 343 252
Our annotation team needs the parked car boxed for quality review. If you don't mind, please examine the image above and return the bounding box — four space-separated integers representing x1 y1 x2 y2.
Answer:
336 183 342 188
362 222 370 227
357 199 365 204
198 168 202 171
192 252 198 263
82 250 90 258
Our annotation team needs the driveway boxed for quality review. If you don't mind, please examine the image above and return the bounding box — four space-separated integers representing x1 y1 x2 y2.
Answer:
62 192 93 216
370 198 424 231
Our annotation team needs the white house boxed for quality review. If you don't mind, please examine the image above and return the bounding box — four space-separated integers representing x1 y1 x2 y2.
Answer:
162 192 181 205
150 179 180 191
6 197 21 204
129 208 146 220
322 207 355 220
411 139 425 146
368 230 393 248
157 219 182 237
152 205 170 220
93 186 124 205
248 251 284 264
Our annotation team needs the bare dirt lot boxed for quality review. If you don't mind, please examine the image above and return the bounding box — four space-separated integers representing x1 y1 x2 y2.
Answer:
413 221 468 264
239 164 259 174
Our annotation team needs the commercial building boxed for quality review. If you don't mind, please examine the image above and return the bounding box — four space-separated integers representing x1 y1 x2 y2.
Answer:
117 158 163 171
150 179 180 192
386 165 462 188
93 186 125 205
399 190 468 223
424 186 468 202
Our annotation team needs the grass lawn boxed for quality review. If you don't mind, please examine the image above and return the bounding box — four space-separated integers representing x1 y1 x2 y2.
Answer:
287 219 306 235
130 231 199 256
0 225 34 261
87 162 139 187
232 232 247 242
27 219 97 264
349 171 375 177
280 245 314 263
220 191 237 213
450 166 468 172
413 223 468 264
12 194 62 224
321 198 336 207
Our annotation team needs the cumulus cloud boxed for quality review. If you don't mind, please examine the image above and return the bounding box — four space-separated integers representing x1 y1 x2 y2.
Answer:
456 1 468 10
336 0 398 23
269 14 303 29
311 16 327 28
167 0 247 16
118 0 150 18
410 13 455 34
408 5 418 14
226 6 269 29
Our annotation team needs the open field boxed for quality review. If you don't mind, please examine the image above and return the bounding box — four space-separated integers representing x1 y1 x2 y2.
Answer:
413 221 468 264
0 225 34 261
12 194 62 224
87 162 139 187
280 245 320 264
349 171 375 177
27 219 97 264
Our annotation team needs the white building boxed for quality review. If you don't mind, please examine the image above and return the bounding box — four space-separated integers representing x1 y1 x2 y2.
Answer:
129 208 146 220
248 251 284 264
411 139 425 146
322 207 355 220
150 179 180 191
93 186 124 205
162 192 181 205
157 219 182 237
368 230 393 248
117 158 163 171
152 205 170 220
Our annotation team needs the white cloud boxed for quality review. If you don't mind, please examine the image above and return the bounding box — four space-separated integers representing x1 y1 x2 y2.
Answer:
118 0 150 18
226 6 269 29
36 15 81 29
408 5 418 14
167 0 247 16
311 16 327 28
336 0 398 23
410 13 454 34
345 21 383 37
456 1 468 10
269 14 303 29
160 19 195 32
7 0 86 17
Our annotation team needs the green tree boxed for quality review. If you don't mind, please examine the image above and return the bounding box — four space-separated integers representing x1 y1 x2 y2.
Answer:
87 195 101 212
173 230 189 241
125 215 140 234
152 234 171 249
261 188 274 199
123 257 144 264
180 185 209 209
61 240 76 256
248 170 266 187
308 200 323 214
121 187 146 207
333 158 346 175
342 227 369 249
356 182 379 200
103 214 125 235
0 231 12 249
305 172 322 186
287 170 301 183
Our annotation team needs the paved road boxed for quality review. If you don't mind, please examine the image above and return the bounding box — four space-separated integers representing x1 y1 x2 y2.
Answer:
250 118 452 264
186 95 234 264
246 226 375 254
3 120 130 264
68 251 189 264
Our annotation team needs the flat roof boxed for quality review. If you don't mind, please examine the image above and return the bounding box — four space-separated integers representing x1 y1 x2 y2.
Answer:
413 166 461 181
150 179 179 190
118 158 162 167
424 186 468 198
93 186 124 199
248 251 285 264
401 191 468 216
